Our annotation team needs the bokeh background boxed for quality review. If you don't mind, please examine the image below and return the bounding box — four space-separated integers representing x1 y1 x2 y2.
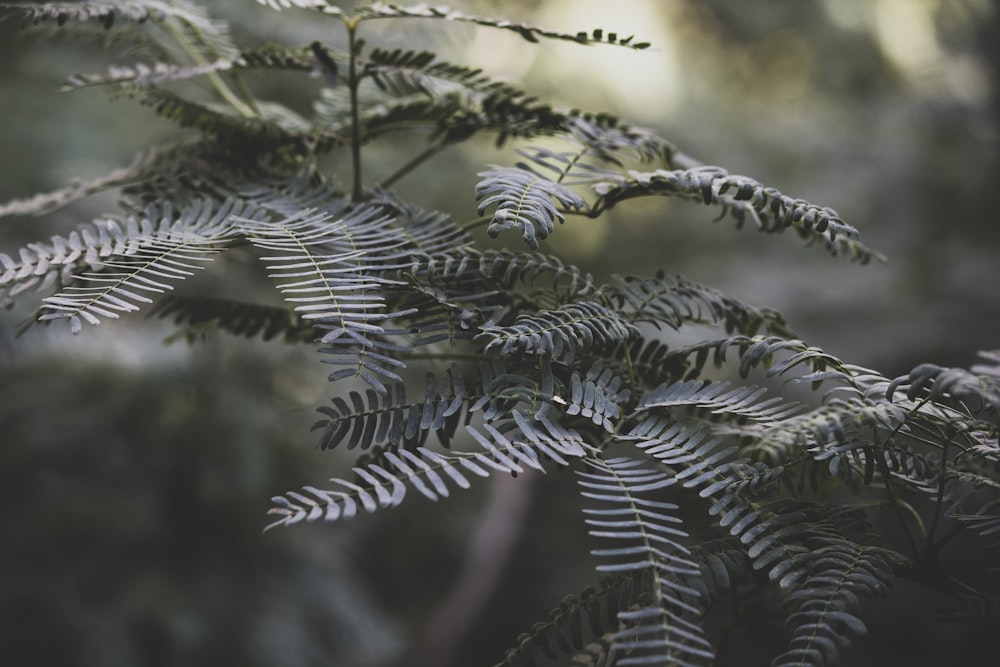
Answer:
1 1 997 665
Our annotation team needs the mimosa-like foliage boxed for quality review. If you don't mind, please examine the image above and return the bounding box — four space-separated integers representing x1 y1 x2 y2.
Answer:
1 2 996 665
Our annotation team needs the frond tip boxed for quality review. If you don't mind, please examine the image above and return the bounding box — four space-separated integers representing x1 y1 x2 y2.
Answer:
476 166 586 249
579 457 714 667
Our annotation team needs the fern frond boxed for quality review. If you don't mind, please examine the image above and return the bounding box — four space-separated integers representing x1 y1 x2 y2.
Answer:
555 361 630 433
237 204 409 323
659 335 857 385
352 4 651 50
0 148 168 219
579 456 714 667
3 198 248 332
495 574 641 667
11 0 240 60
63 59 234 90
266 446 482 530
237 203 418 392
478 300 638 363
134 87 317 149
608 272 794 337
476 165 587 249
592 167 884 263
147 295 320 343
887 354 1000 416
254 0 341 14
416 248 596 299
267 412 588 530
362 47 494 98
5 0 163 29
773 541 894 667
313 365 468 450
61 44 316 91
624 418 806 587
637 380 802 423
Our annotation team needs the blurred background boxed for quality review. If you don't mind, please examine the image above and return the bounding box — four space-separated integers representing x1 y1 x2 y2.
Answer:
1 0 997 665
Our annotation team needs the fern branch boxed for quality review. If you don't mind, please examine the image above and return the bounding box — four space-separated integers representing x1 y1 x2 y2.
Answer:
591 167 884 263
637 380 802 423
352 4 651 50
148 295 321 343
1 198 247 329
579 456 713 666
773 541 894 667
267 412 589 530
0 147 169 219
607 272 795 337
476 165 587 249
623 418 806 588
477 300 638 363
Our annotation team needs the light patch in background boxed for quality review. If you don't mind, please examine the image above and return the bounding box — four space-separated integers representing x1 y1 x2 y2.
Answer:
874 0 990 104
533 0 682 122
464 22 538 81
821 0 871 31
874 0 942 74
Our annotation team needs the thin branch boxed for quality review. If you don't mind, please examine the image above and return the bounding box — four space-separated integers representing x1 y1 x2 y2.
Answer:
379 142 450 190
162 19 256 118
347 19 364 201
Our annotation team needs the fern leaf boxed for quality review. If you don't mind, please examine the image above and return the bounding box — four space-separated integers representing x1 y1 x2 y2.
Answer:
608 272 794 337
555 361 630 433
887 354 1000 415
624 418 806 587
11 0 241 60
5 0 162 28
268 412 588 530
62 60 234 91
61 44 316 91
592 167 884 263
237 204 408 327
14 198 245 332
148 295 320 343
254 0 341 14
0 148 168 219
236 199 426 392
134 87 311 148
579 457 714 667
494 574 643 667
416 248 596 298
266 446 478 530
478 300 638 363
362 47 491 98
313 366 468 450
476 165 587 249
353 4 651 50
773 542 894 667
637 380 802 423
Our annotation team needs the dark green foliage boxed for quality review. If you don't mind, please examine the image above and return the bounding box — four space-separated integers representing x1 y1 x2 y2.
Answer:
2 2 998 666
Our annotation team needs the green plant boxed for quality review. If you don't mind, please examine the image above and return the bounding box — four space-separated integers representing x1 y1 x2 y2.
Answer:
1 1 998 666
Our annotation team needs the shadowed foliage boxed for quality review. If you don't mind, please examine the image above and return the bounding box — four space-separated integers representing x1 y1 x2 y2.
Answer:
1 1 998 666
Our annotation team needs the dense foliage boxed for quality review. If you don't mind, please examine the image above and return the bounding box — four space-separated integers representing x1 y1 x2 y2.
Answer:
1 2 998 666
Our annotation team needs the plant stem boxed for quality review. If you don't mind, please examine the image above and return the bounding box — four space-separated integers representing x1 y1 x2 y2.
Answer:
925 436 950 550
347 21 364 201
164 19 256 118
379 142 449 190
872 429 922 559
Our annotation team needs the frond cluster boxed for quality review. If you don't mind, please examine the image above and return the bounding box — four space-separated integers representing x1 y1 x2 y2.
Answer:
2 2 995 666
